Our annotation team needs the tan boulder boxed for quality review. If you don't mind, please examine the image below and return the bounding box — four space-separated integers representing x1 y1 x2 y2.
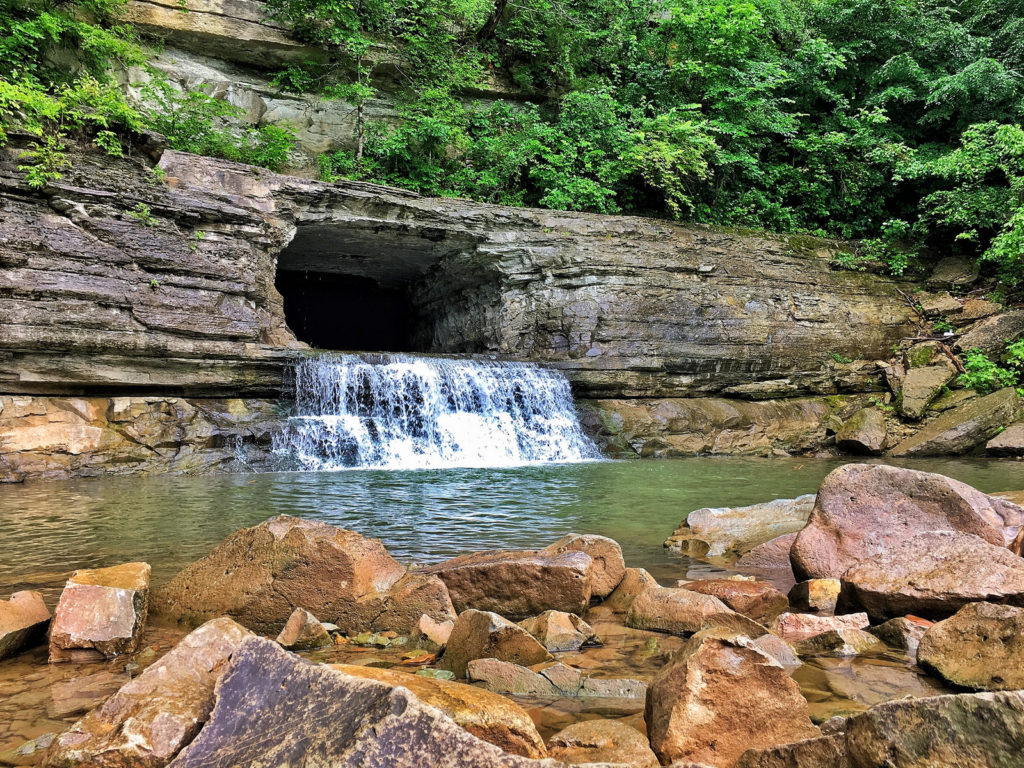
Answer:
547 719 657 767
46 616 252 768
917 602 1024 691
736 733 848 768
628 586 768 637
791 628 884 658
840 531 1024 620
680 578 788 623
790 464 1024 580
518 611 597 652
787 579 840 615
422 549 592 619
152 516 454 634
770 612 868 643
0 590 50 660
1012 526 1024 556
836 408 887 454
646 634 819 767
50 562 150 663
890 387 1022 456
467 658 560 696
542 533 626 597
330 664 546 758
440 610 552 678
275 608 331 650
897 363 956 420
411 613 454 651
603 567 659 613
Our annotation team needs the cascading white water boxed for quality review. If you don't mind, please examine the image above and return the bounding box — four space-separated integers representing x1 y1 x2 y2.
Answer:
274 354 602 470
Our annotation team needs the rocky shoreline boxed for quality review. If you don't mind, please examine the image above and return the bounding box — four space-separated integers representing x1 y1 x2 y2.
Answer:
2 463 1023 766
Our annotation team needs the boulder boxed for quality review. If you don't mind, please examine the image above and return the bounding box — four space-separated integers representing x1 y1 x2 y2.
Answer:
835 408 887 454
603 567 659 613
165 637 565 768
844 690 1024 767
0 590 50 660
787 579 840 615
50 562 151 663
411 613 454 652
791 628 884 658
927 256 979 290
646 634 819 767
790 464 1024 580
954 310 1024 356
840 531 1024 620
770 612 869 643
987 423 1024 456
274 608 331 650
547 720 657 767
46 617 252 768
898 363 957 420
329 664 546 758
518 611 597 652
439 610 551 678
867 616 931 655
680 579 789 623
735 734 848 768
666 496 815 558
466 658 646 700
541 534 626 598
750 633 802 670
153 516 455 634
917 602 1024 691
627 586 768 637
422 549 592 619
890 387 1022 456
734 534 798 590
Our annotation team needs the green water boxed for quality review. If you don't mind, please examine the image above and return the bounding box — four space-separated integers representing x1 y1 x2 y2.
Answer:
3 457 1023 595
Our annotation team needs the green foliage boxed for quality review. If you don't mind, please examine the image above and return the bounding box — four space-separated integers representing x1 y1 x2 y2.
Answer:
957 341 1024 393
127 201 157 225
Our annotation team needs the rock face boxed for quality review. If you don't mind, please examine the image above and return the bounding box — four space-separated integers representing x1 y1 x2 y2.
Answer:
890 387 1022 456
666 495 815 558
646 634 819 767
50 563 151 662
917 602 1024 690
518 611 597 652
153 516 455 634
47 617 252 768
547 720 657 767
835 408 887 454
840 531 1024 620
734 534 798 581
329 664 547 758
540 534 625 598
439 610 552 678
680 579 789 623
274 608 331 650
790 463 1024 580
422 550 592 619
627 586 767 637
0 590 50 660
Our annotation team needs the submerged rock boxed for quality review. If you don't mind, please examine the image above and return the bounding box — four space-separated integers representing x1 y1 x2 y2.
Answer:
541 533 626 598
0 590 50 661
50 562 150 663
917 602 1024 691
439 610 551 678
547 720 657 767
666 495 815 558
518 611 597 652
680 578 789 623
274 608 331 650
890 387 1022 456
627 586 767 637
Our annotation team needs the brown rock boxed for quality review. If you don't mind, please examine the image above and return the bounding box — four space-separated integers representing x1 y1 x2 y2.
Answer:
1012 527 1024 556
734 534 799 591
50 562 150 663
411 613 454 652
153 516 454 634
46 616 252 768
791 628 884 658
867 616 931 655
603 567 659 613
736 734 848 768
750 633 802 670
954 310 1024 356
787 579 840 615
840 531 1024 620
646 634 819 767
0 590 50 660
917 602 1024 691
897 364 956 420
423 549 592 620
987 423 1024 457
790 463 1024 580
890 387 1022 456
518 611 597 652
541 534 626 598
329 664 547 758
49 670 132 718
627 586 768 637
681 579 789 623
275 608 331 650
770 612 869 643
836 408 887 453
547 720 657 767
439 610 551 678
467 658 560 696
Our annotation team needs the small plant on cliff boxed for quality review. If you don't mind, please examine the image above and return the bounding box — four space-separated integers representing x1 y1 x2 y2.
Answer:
189 230 206 251
957 347 1019 394
128 202 157 226
17 135 71 190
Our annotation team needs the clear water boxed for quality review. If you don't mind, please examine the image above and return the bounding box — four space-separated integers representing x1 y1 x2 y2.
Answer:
2 456 1023 597
274 355 601 470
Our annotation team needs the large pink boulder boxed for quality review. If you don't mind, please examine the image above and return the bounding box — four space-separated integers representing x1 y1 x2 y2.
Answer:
542 534 626 597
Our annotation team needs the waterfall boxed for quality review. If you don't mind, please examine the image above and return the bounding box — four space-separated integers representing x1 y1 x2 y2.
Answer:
274 354 602 470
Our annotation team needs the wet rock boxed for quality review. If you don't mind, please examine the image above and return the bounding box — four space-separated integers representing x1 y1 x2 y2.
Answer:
666 496 815 558
790 464 1024 580
518 611 597 652
48 670 132 718
791 628 884 658
646 634 819 767
735 733 848 768
541 534 626 598
166 636 562 768
844 690 1024 767
439 610 551 678
547 720 657 767
275 608 331 650
466 658 646 700
897 363 957 420
917 602 1024 691
890 387 1022 456
954 310 1024 357
0 590 50 660
47 616 252 768
835 408 887 454
422 549 592 619
467 658 560 696
867 616 931 655
578 676 647 699
840 531 1024 620
734 534 798 590
329 664 547 758
787 579 840 615
770 612 869 644
153 516 455 634
50 562 150 663
627 586 768 637
603 568 659 613
680 579 788 623
411 613 454 652
987 423 1024 456
750 633 802 671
